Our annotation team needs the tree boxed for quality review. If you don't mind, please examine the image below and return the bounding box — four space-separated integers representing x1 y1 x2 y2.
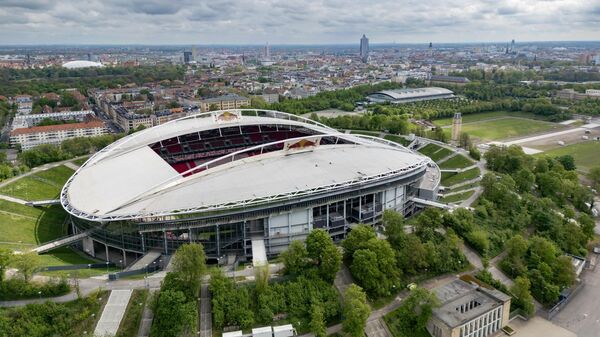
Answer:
151 289 197 337
0 248 12 283
342 224 376 259
556 155 576 171
171 243 206 296
342 284 371 337
350 238 399 297
588 166 600 190
11 252 40 282
394 287 440 332
310 303 327 337
306 229 341 282
511 276 535 316
281 240 308 275
209 103 220 111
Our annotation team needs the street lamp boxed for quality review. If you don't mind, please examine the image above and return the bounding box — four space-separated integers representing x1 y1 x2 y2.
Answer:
38 291 41 300
119 259 123 271
106 261 109 274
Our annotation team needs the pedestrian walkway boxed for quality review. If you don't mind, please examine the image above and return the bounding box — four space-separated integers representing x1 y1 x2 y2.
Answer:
31 230 91 253
94 289 133 337
199 284 212 337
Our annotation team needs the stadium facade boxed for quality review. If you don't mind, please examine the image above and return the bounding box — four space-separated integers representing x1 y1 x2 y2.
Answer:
61 109 440 263
366 87 454 104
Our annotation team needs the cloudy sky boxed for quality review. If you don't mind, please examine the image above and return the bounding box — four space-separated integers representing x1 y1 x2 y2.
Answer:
0 0 598 45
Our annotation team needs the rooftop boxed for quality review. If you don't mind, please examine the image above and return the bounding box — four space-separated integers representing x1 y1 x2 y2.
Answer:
10 119 105 136
367 87 454 102
433 279 511 328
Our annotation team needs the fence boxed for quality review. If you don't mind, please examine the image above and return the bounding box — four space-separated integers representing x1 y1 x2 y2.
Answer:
544 280 585 320
108 264 161 280
44 262 116 271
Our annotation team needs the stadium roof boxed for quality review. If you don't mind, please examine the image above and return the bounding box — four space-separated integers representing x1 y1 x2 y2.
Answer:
61 110 431 221
62 60 104 69
369 87 454 101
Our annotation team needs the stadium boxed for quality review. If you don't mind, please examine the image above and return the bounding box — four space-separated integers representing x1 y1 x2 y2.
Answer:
61 109 441 264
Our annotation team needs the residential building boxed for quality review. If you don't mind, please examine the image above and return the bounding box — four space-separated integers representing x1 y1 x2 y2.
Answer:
10 118 107 150
556 89 600 101
184 51 193 64
199 94 250 112
427 279 511 337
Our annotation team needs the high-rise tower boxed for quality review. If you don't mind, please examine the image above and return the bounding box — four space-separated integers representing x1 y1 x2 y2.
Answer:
360 34 369 63
451 112 462 144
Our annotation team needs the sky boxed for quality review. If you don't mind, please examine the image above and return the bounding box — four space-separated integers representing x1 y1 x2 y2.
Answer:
0 0 598 45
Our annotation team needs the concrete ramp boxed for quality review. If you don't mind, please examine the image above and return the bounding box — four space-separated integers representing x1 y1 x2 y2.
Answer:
125 250 162 271
410 197 454 210
31 230 90 253
94 289 132 336
251 239 267 267
27 199 61 206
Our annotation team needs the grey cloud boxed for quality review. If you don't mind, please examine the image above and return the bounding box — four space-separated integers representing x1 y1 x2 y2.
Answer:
0 0 53 10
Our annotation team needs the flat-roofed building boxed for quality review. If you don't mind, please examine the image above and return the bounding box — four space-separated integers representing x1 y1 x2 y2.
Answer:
10 118 107 150
428 75 471 86
367 87 455 104
427 279 511 337
199 94 250 112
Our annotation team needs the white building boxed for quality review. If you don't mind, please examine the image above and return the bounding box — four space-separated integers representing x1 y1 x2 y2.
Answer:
10 119 107 150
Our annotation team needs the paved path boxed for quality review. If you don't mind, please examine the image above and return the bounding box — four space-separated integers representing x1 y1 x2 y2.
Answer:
503 127 585 145
94 289 133 337
0 155 88 189
64 162 80 171
0 194 28 205
199 283 212 337
552 255 600 337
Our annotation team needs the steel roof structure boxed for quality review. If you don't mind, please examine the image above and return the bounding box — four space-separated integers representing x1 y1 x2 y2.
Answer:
61 109 432 221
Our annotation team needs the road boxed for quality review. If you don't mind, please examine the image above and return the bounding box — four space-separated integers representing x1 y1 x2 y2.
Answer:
552 218 600 337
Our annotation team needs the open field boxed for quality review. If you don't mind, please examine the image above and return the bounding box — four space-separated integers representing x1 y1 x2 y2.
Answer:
441 167 481 186
72 156 90 166
0 199 98 268
447 117 566 142
433 111 545 127
439 154 474 169
383 134 411 146
534 140 600 172
520 127 600 152
0 165 74 201
418 143 454 162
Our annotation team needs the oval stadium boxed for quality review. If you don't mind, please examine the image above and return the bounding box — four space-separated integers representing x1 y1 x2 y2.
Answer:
60 109 441 264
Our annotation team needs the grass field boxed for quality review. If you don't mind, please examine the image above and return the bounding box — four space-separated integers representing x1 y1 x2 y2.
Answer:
433 111 544 127
0 199 98 268
444 182 479 194
383 134 411 146
0 165 74 201
418 143 454 162
384 309 432 337
441 190 476 203
535 140 600 172
441 167 481 186
72 156 89 166
349 130 380 136
116 289 149 337
445 117 565 142
439 154 474 169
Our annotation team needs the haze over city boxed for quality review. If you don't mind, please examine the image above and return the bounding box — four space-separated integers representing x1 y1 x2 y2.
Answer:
0 0 599 44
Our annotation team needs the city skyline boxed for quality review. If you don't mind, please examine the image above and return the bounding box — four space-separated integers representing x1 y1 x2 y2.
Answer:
0 0 599 45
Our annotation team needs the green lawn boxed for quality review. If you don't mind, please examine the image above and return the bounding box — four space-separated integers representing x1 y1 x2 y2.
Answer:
418 143 454 162
444 182 480 194
116 289 149 337
0 165 74 201
0 199 98 268
383 134 411 146
443 118 565 142
349 130 381 136
383 310 432 337
433 111 544 127
535 140 600 172
441 167 481 187
439 154 474 169
72 156 89 166
441 190 476 203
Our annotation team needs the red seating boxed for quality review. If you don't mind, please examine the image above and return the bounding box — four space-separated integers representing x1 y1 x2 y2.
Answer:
167 144 183 154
